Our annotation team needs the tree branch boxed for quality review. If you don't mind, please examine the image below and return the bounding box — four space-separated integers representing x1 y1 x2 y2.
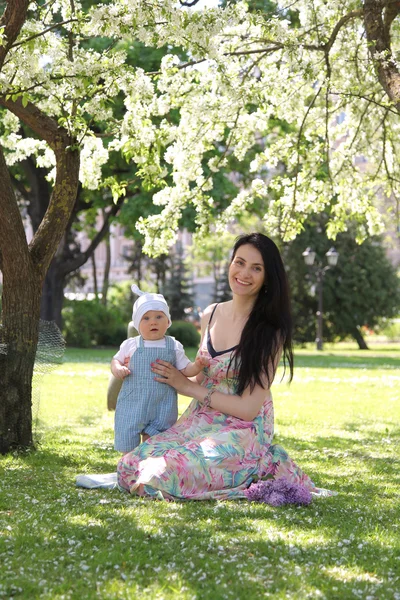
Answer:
383 0 400 44
324 10 363 53
0 96 70 149
0 0 30 70
146 10 363 77
330 90 399 115
364 0 400 113
10 18 79 49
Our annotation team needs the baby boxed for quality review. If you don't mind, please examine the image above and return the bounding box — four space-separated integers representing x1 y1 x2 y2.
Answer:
111 284 206 453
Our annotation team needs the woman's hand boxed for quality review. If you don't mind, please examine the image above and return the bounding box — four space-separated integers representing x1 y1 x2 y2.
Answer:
151 359 192 395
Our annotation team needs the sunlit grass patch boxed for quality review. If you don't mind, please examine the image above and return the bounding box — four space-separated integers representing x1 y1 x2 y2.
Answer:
1 344 399 599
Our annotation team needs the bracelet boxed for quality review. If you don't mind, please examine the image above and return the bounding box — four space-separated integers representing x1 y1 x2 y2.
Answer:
203 387 216 408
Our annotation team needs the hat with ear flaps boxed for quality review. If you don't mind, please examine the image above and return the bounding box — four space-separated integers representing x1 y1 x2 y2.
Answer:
131 284 172 332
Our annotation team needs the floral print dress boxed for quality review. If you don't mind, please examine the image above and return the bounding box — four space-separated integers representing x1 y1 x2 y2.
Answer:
117 317 327 500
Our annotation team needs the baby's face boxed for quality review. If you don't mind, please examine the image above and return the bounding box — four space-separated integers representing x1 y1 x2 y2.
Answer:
139 310 169 340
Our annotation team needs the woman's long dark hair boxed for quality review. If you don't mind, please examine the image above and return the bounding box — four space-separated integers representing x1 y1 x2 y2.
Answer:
229 233 294 395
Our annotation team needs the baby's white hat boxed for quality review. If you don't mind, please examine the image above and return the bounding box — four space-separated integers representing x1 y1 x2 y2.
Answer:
131 284 171 332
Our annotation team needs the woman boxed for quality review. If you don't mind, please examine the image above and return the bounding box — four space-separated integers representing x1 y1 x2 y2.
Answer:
117 233 325 500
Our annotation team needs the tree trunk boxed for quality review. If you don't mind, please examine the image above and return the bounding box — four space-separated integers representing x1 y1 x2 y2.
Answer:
0 146 44 452
40 260 67 328
0 276 42 453
101 229 111 306
92 253 98 300
352 326 369 350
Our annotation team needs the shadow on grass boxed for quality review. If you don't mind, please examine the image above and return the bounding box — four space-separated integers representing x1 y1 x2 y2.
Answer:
5 440 118 475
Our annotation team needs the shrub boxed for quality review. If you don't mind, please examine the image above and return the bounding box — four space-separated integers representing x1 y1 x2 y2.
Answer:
168 320 200 348
380 318 400 341
62 300 126 348
107 282 133 325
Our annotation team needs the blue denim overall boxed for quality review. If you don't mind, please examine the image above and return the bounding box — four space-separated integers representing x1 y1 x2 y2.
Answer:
114 335 177 452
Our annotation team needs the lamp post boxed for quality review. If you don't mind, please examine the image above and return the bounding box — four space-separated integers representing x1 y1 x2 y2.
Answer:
302 246 339 351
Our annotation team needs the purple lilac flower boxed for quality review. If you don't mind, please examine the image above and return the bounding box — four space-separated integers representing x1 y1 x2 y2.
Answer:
244 477 312 506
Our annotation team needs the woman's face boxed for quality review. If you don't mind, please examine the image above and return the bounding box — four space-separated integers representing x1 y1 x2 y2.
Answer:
229 244 265 298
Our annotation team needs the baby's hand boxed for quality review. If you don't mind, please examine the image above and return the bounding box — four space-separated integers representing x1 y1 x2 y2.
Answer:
195 355 209 370
112 363 131 380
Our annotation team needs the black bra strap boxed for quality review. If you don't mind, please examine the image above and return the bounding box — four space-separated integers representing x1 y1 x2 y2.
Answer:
208 303 219 328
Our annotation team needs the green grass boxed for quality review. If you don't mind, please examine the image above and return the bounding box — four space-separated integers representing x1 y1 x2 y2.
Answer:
1 344 399 600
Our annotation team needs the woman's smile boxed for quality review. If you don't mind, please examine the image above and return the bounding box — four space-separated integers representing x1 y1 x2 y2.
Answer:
235 278 251 286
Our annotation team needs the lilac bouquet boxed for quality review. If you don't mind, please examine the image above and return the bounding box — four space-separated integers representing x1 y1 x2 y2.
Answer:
244 477 312 506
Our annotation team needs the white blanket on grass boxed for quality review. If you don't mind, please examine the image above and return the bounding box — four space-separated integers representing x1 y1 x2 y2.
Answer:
76 472 118 489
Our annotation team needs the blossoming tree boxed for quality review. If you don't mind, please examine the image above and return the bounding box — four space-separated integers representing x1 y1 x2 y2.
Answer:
0 0 399 451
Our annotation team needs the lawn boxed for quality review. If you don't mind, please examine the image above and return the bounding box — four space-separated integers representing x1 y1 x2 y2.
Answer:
0 343 399 600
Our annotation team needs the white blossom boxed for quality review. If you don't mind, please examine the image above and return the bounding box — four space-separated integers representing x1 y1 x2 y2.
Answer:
0 0 394 254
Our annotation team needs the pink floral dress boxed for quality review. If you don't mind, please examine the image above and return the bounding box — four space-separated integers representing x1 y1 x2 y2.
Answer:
117 319 328 500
